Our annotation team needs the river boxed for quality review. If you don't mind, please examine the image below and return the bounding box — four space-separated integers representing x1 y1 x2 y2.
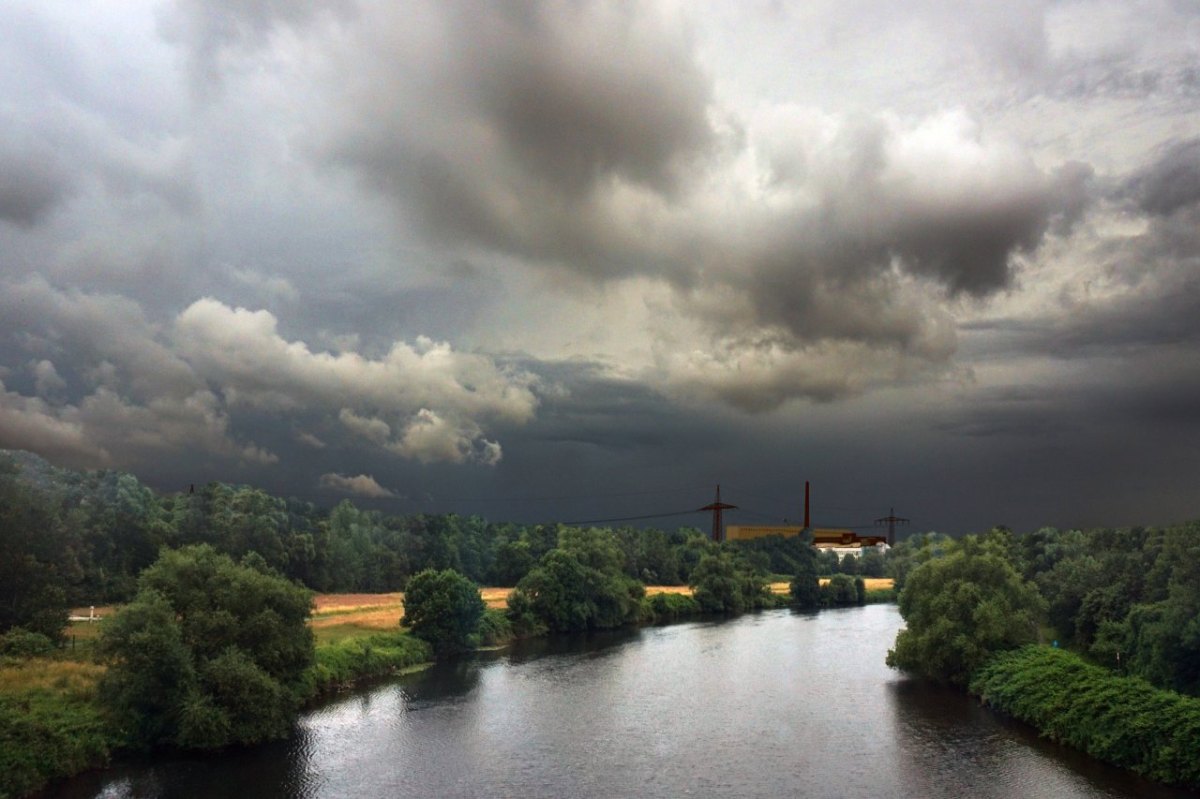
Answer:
42 605 1197 798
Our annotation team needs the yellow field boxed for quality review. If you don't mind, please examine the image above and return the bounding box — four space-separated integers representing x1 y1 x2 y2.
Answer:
66 578 897 647
0 658 106 696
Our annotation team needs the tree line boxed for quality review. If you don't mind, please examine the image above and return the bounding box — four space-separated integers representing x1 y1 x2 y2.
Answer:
0 450 829 643
886 522 1200 698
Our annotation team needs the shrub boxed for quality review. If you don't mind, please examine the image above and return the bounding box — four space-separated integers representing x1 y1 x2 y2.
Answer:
97 545 314 750
0 628 55 658
402 569 486 657
971 645 1200 789
643 592 701 623
887 538 1044 686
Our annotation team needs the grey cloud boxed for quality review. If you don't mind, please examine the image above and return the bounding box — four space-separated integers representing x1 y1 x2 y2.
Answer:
159 0 352 89
962 205 1200 360
0 283 536 469
319 0 711 283
1128 138 1200 217
0 136 73 226
313 3 1084 406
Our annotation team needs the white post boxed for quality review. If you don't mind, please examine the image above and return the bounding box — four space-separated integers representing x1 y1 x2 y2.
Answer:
89 605 94 623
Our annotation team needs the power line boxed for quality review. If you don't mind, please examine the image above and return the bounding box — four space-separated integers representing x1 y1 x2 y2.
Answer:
415 485 709 505
561 509 702 526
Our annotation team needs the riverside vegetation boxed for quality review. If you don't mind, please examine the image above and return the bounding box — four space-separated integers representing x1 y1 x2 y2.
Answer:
11 449 1195 792
1 450 870 798
886 524 1200 789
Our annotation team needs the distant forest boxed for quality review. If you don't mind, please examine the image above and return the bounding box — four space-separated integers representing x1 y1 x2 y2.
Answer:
0 450 817 607
3 449 1198 698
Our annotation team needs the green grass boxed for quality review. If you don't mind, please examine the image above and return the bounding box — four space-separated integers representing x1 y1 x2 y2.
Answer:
0 659 115 799
304 631 433 697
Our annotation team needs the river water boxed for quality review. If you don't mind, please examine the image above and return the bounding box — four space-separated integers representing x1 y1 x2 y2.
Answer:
44 605 1197 798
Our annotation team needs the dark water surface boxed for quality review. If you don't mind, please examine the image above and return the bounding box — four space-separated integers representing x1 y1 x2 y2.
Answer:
44 605 1197 798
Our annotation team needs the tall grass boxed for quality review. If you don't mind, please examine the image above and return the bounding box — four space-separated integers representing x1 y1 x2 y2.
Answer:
0 659 115 799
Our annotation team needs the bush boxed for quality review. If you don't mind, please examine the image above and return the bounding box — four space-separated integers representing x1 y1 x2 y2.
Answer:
971 645 1200 789
689 551 771 614
789 564 821 611
643 591 701 623
0 660 115 799
887 537 1044 686
97 545 314 751
0 628 55 658
402 569 486 657
474 608 513 647
509 538 644 633
821 574 861 606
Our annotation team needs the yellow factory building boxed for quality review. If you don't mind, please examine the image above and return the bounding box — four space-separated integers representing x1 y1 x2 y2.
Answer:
725 525 888 550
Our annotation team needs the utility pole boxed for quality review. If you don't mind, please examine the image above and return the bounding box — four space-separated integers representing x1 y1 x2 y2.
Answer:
874 508 909 547
700 485 738 543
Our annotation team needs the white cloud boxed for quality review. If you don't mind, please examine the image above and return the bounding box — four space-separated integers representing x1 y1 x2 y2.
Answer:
389 408 503 465
318 472 395 498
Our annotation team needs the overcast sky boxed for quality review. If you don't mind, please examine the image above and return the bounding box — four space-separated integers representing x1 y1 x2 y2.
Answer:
2 0 1198 535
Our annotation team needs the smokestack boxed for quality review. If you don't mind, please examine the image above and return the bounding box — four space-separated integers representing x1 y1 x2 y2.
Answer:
804 481 810 529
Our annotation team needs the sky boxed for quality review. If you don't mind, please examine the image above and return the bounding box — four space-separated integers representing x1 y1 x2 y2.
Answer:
1 0 1198 535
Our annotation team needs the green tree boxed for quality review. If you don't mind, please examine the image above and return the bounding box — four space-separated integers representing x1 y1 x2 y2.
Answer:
859 548 885 578
690 551 771 614
98 545 314 750
821 573 860 606
817 549 841 575
506 528 644 632
0 457 70 640
401 569 486 657
839 553 860 575
885 531 952 591
789 557 821 610
887 537 1045 686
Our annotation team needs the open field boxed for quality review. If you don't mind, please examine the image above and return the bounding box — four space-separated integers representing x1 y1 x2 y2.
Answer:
65 578 899 646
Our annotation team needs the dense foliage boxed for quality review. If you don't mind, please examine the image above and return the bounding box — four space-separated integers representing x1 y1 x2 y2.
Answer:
971 645 1200 789
401 569 486 656
689 551 772 614
0 671 114 799
789 555 821 610
97 546 314 750
0 458 72 641
506 528 645 633
887 536 1044 686
0 451 730 615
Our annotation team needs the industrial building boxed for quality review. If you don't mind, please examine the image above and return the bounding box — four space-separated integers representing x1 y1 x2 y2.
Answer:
722 482 890 555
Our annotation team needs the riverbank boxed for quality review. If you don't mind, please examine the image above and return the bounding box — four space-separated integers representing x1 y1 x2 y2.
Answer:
7 580 893 798
0 630 436 799
969 645 1200 790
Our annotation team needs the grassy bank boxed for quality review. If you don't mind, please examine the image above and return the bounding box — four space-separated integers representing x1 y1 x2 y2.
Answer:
0 659 115 799
0 622 433 799
303 632 432 697
970 645 1200 789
